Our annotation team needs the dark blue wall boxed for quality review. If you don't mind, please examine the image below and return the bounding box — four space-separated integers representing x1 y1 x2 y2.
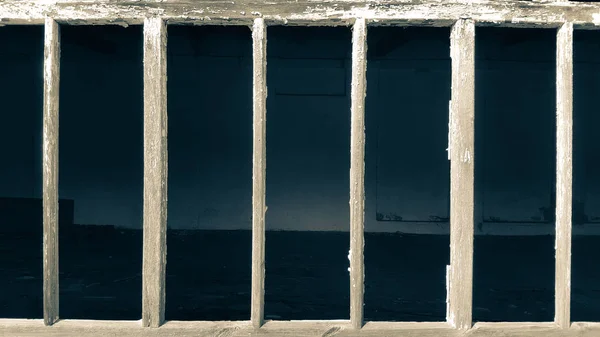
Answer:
1 25 599 234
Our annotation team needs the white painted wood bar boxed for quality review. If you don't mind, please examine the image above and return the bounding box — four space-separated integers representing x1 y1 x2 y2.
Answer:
251 17 268 329
3 0 600 28
555 22 574 329
447 18 476 330
142 17 168 328
42 17 61 327
349 17 367 330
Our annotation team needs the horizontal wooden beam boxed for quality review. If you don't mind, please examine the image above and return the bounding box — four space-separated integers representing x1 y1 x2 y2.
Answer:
2 320 600 337
2 0 600 28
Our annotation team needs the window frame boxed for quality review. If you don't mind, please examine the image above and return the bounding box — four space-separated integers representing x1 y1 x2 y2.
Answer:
0 0 583 335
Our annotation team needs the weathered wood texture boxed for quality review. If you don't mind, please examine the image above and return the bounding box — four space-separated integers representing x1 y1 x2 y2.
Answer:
349 17 367 330
2 0 600 27
251 17 267 329
3 320 600 337
142 17 168 328
555 22 573 329
42 17 61 327
448 19 475 330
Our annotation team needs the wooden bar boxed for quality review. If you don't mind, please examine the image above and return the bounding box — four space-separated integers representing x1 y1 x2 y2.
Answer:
251 17 267 329
2 319 599 337
555 22 573 329
350 17 367 330
3 0 600 28
447 18 475 330
42 17 61 327
142 16 168 328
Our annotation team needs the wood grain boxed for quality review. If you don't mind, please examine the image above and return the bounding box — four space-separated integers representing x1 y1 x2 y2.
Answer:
3 320 600 337
251 17 267 329
42 17 61 327
448 18 475 330
142 16 168 328
2 0 600 28
350 17 367 330
555 22 573 329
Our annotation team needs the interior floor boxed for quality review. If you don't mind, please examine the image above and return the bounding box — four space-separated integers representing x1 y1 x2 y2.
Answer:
1 228 599 322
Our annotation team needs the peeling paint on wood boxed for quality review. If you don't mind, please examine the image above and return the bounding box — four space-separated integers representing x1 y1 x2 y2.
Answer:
251 17 267 330
2 1 600 28
448 18 475 331
350 17 367 330
555 22 573 329
142 16 168 329
42 17 60 327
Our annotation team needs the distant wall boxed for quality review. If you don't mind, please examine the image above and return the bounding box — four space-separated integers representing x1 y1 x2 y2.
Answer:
1 25 600 235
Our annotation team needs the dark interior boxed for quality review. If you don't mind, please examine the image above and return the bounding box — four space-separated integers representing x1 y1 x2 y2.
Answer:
1 24 600 323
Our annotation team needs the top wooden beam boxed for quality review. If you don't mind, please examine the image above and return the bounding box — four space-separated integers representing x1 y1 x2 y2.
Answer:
2 0 600 28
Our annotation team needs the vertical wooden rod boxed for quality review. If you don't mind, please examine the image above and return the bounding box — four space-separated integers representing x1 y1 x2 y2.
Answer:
447 18 475 331
251 17 267 329
142 16 168 328
350 17 367 330
42 17 61 327
555 22 573 329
